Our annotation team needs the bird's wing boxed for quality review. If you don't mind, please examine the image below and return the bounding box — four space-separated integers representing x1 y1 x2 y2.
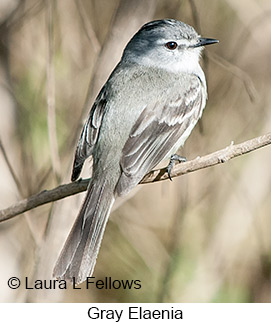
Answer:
116 76 205 196
71 88 107 181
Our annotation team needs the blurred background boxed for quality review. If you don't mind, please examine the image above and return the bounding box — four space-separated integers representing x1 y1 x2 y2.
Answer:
0 0 271 302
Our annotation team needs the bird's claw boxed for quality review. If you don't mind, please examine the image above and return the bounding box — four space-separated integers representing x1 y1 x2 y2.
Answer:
166 154 186 181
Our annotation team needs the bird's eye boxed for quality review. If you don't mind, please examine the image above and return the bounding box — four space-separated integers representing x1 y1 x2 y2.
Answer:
165 41 178 50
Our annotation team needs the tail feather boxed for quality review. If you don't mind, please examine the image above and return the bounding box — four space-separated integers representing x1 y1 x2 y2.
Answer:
53 177 115 284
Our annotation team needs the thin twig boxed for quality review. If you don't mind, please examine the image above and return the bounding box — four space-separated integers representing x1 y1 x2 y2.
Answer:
142 133 271 183
207 51 258 102
188 0 201 34
0 132 270 223
0 179 89 222
0 139 23 196
46 0 60 180
75 0 101 53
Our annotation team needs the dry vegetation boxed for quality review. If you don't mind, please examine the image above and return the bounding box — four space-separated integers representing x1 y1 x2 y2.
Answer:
0 0 271 302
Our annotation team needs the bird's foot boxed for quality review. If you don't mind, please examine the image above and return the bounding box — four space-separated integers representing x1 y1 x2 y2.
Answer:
166 154 186 181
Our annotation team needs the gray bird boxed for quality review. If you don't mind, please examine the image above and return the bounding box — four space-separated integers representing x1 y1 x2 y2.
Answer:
53 19 218 284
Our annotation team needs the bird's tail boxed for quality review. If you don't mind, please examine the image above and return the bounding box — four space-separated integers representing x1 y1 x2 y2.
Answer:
53 175 115 284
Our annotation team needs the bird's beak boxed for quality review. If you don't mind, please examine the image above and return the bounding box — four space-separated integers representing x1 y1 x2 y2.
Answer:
192 37 219 48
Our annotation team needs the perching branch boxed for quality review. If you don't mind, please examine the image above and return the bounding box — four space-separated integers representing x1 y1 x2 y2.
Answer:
141 132 271 182
0 132 271 223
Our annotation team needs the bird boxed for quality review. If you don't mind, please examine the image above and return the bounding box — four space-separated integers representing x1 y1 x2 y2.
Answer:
53 19 218 284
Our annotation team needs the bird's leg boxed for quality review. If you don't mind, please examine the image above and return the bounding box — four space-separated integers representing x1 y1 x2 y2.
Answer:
166 154 186 181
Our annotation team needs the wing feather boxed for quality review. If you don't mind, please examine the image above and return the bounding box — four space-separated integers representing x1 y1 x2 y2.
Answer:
71 89 107 181
116 77 205 195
